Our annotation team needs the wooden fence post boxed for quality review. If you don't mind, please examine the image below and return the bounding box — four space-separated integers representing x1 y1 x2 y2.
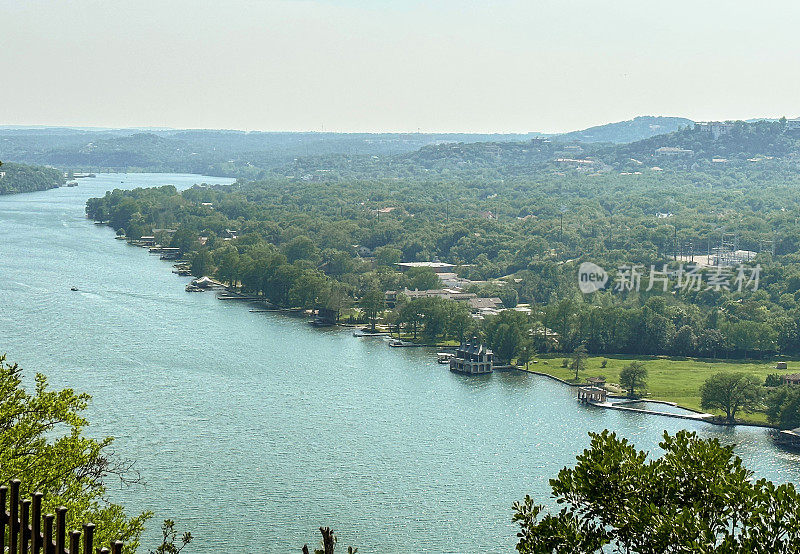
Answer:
0 484 121 554
82 523 94 554
10 479 20 554
32 492 43 553
0 485 7 549
44 513 55 554
20 498 31 553
56 506 67 554
69 530 81 554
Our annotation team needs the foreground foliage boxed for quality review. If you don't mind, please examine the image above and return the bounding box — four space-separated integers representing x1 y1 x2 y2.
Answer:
513 430 800 553
0 354 149 552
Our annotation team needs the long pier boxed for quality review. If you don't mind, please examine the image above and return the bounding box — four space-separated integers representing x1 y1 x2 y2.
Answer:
591 401 713 421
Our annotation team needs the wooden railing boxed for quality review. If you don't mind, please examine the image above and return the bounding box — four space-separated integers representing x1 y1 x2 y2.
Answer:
0 479 123 553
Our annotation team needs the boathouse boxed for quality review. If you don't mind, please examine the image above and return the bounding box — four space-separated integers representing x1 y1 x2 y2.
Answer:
312 307 339 326
450 336 493 374
577 386 607 404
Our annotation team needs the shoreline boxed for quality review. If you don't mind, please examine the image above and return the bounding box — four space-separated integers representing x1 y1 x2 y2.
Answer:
110 224 779 432
517 367 775 430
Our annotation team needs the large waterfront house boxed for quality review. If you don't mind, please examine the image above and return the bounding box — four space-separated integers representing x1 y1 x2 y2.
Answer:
450 336 494 374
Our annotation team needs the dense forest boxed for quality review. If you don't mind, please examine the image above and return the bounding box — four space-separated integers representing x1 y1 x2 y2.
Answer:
85 119 800 363
0 161 64 194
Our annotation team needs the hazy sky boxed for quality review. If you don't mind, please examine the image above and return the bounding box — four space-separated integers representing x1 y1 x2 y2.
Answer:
2 0 799 133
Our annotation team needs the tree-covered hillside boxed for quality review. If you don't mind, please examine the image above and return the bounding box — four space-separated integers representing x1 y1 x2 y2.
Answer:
0 161 64 194
0 128 543 178
86 146 800 361
553 115 693 143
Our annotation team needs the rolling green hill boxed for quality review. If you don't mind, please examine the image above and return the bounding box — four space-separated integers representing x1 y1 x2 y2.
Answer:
0 162 64 195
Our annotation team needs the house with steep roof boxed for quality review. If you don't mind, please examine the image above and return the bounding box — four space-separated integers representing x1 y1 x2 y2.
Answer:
450 336 494 375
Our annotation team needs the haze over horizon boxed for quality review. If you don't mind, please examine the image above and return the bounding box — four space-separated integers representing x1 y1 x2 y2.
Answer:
2 0 799 133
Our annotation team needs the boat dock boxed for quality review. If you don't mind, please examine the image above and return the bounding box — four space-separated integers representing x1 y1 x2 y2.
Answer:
590 400 713 421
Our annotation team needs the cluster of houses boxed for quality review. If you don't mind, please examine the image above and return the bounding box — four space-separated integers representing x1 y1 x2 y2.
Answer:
384 261 506 318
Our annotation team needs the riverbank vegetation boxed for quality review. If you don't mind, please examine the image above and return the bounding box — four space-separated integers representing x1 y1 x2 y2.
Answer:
528 353 794 423
0 161 64 195
83 119 800 423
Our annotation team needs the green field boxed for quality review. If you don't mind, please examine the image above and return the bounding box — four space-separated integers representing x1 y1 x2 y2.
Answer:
526 354 790 425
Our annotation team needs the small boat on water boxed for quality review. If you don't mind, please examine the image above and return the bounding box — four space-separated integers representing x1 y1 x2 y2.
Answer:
70 286 79 291
773 428 800 451
389 338 413 347
353 328 385 337
437 352 455 364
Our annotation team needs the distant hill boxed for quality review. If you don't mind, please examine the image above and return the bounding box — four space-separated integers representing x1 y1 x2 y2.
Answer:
601 118 800 169
0 162 64 195
5 118 799 180
0 128 544 178
553 116 694 144
275 118 800 180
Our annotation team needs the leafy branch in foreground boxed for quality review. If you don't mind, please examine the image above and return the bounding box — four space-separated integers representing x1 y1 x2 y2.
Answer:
302 527 357 554
0 353 151 552
513 429 800 553
149 519 193 554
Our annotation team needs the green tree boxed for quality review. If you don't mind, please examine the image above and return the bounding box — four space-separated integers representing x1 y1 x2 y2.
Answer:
619 361 647 398
283 235 319 264
373 246 402 267
492 323 521 362
216 249 241 287
170 228 199 255
0 354 150 552
513 429 800 553
765 386 800 430
190 250 214 277
406 267 440 291
700 372 762 423
443 300 474 342
516 338 536 370
359 288 386 331
672 324 696 356
697 328 724 358
570 344 587 381
765 373 784 387
289 269 328 309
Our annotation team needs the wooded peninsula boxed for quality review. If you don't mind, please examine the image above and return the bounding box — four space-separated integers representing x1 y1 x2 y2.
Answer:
81 119 800 426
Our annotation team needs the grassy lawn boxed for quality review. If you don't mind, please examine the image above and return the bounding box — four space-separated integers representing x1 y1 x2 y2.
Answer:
526 354 788 425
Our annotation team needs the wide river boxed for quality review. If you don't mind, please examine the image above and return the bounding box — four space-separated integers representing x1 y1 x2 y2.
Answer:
2 173 800 552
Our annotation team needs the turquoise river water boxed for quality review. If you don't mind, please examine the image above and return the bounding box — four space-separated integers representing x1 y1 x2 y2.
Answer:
1 174 800 552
